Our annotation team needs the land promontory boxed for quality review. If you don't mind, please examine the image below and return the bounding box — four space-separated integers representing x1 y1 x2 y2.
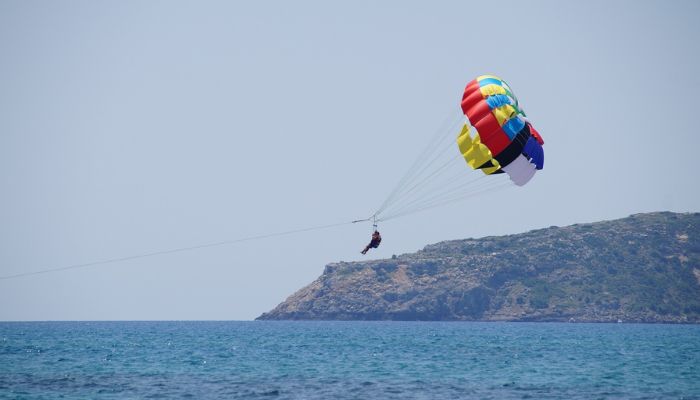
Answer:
258 212 700 322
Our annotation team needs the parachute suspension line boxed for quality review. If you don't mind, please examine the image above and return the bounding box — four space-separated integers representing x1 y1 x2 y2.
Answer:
379 174 490 219
374 109 463 216
380 170 472 218
378 179 514 222
378 186 508 222
373 117 518 222
0 218 366 281
370 106 517 223
374 125 458 217
376 115 468 219
377 117 463 214
375 152 464 218
380 110 461 209
382 139 463 205
376 124 503 221
378 175 511 222
397 179 511 219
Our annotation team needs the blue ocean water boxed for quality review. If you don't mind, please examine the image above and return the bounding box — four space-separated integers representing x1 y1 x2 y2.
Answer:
1 321 698 399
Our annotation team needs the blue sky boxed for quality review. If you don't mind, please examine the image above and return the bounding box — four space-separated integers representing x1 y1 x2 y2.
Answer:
1 0 699 320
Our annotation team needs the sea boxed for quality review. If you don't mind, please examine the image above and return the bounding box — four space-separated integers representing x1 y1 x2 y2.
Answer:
0 321 698 399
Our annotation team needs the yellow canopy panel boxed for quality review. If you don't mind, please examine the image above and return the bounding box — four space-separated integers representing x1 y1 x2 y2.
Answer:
456 123 501 175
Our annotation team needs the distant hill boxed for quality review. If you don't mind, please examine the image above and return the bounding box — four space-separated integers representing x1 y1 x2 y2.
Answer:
257 212 700 322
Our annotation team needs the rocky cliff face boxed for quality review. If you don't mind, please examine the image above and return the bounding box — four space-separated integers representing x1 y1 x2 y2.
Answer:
257 212 700 322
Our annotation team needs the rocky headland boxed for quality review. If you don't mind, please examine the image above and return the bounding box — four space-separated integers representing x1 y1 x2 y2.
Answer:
258 212 700 322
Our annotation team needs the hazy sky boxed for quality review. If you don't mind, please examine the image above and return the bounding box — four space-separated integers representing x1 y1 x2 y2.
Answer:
1 0 699 320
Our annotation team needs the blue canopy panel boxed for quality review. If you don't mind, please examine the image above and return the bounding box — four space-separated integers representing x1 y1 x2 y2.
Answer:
523 136 544 170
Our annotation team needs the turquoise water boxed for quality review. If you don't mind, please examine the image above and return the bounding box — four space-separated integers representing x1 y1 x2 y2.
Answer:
1 321 698 399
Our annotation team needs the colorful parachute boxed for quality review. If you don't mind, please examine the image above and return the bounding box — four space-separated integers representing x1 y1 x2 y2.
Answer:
457 75 544 186
372 75 545 222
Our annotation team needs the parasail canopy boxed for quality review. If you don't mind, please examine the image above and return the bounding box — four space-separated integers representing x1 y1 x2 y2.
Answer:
457 75 544 186
373 74 545 223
